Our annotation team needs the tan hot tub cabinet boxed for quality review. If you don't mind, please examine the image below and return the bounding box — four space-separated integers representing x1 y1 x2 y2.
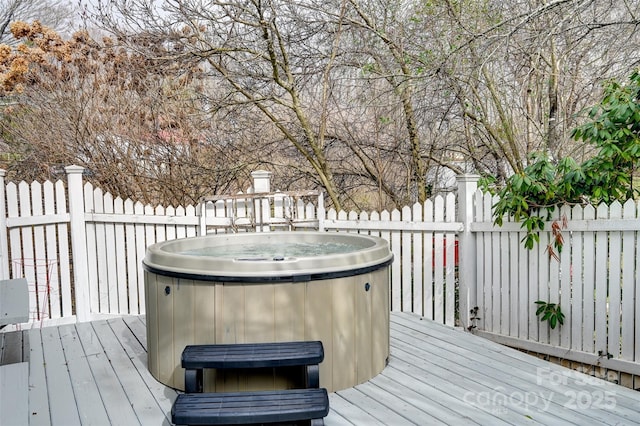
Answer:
143 232 392 393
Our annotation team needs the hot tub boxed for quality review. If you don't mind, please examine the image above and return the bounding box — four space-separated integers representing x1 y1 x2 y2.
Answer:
143 231 392 393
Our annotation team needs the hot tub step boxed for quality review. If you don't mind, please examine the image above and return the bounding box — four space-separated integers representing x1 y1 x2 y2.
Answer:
171 388 329 426
182 341 324 392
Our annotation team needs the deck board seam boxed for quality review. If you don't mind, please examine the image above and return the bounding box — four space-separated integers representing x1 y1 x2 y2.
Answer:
391 325 617 424
359 377 454 425
92 319 170 425
375 367 500 425
391 314 639 425
105 317 177 423
388 342 576 425
391 314 640 408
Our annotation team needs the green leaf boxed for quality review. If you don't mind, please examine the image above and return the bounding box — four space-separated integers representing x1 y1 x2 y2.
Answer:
534 300 564 329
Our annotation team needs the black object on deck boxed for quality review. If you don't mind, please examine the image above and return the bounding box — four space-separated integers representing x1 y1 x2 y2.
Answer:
181 341 324 392
171 388 329 425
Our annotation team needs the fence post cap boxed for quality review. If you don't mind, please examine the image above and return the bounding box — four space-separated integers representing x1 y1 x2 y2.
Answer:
251 170 272 193
456 174 481 182
251 170 273 178
65 165 85 174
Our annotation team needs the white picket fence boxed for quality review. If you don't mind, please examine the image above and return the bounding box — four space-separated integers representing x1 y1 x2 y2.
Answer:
472 193 640 378
1 166 640 380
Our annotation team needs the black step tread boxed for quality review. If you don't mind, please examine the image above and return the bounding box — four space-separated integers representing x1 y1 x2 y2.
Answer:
182 341 324 369
172 388 329 425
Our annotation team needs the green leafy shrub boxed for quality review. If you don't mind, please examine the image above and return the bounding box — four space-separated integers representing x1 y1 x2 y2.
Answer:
482 69 640 255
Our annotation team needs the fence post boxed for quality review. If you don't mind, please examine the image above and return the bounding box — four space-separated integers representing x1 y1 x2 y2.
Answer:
317 192 325 231
66 165 91 322
251 170 272 232
0 169 8 280
457 174 479 331
198 201 207 236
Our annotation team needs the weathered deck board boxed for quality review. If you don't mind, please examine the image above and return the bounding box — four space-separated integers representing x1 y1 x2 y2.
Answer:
91 320 169 424
26 329 50 426
0 312 638 425
58 324 110 424
40 326 81 425
0 362 28 425
386 314 640 424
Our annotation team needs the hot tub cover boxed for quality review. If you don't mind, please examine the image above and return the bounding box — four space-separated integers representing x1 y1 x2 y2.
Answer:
142 231 393 282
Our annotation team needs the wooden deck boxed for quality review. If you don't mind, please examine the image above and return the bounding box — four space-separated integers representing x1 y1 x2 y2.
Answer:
1 312 639 425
